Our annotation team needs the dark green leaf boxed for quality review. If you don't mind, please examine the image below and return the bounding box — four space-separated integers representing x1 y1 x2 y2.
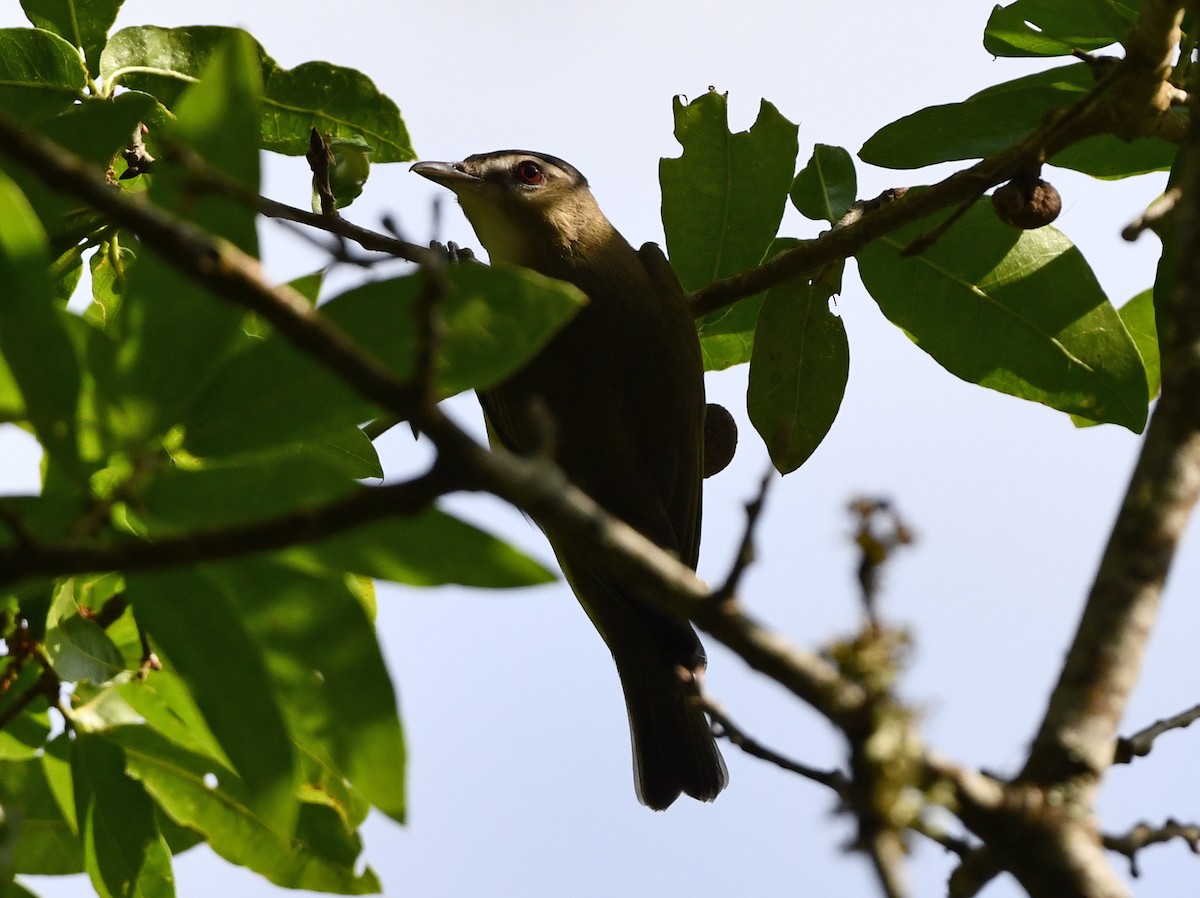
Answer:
263 63 413 162
111 32 261 437
206 559 406 823
126 568 299 833
111 709 381 892
661 91 799 370
983 0 1138 57
0 758 82 874
748 261 848 473
791 145 857 222
0 171 81 477
856 203 1148 431
860 63 1176 178
311 426 383 480
281 507 556 587
72 734 175 898
0 28 86 121
20 0 126 77
184 265 584 457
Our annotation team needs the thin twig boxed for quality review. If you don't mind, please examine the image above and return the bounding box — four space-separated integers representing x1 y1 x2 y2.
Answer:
711 469 772 602
1114 702 1200 763
700 695 849 795
1103 818 1200 878
0 468 451 589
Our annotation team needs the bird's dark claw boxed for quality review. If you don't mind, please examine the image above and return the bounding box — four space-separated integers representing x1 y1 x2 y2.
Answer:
429 240 478 265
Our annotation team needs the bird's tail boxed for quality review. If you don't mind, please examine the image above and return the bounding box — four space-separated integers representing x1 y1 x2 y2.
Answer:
613 641 729 810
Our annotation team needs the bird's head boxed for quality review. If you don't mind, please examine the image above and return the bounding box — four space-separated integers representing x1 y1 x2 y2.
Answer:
411 151 613 267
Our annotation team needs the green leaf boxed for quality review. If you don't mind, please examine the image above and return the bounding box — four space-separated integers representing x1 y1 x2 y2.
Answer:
111 32 261 438
263 63 413 162
281 507 556 587
324 135 373 210
0 758 82 874
791 145 857 222
126 567 300 833
983 0 1138 57
0 344 23 423
856 203 1148 431
748 260 848 474
44 579 126 684
184 265 585 457
20 0 126 77
86 238 133 327
138 450 357 533
72 734 175 898
1120 288 1159 399
860 63 1176 178
0 667 50 761
3 92 159 253
0 170 81 477
100 26 412 162
109 727 380 894
0 28 86 121
661 91 799 370
205 559 407 823
239 270 324 342
100 26 269 109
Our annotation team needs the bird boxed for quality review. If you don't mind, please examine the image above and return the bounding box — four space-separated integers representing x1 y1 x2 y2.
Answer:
411 151 728 809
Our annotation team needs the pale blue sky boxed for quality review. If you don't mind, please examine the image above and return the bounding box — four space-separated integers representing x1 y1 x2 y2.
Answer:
5 1 1197 896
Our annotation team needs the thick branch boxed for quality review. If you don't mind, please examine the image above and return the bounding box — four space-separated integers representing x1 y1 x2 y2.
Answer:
1021 0 1198 788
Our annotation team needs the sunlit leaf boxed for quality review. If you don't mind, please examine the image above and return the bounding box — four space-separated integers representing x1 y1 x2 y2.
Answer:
126 567 300 834
184 265 584 457
0 28 86 121
0 171 81 477
20 0 126 77
661 90 799 370
111 708 381 893
856 203 1148 430
111 32 261 438
983 0 1138 57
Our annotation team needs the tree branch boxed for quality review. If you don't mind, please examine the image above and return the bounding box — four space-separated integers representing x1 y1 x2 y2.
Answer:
1020 0 1195 790
700 695 849 795
1102 818 1200 878
1113 702 1200 763
0 468 451 588
688 3 1184 319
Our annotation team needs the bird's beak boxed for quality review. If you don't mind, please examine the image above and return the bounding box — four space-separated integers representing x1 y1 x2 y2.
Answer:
410 160 479 191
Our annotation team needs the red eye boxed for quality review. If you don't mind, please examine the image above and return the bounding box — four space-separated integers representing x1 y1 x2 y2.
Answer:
515 160 544 185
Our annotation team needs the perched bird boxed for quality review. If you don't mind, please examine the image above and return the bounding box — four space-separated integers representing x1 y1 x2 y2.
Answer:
411 151 727 809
